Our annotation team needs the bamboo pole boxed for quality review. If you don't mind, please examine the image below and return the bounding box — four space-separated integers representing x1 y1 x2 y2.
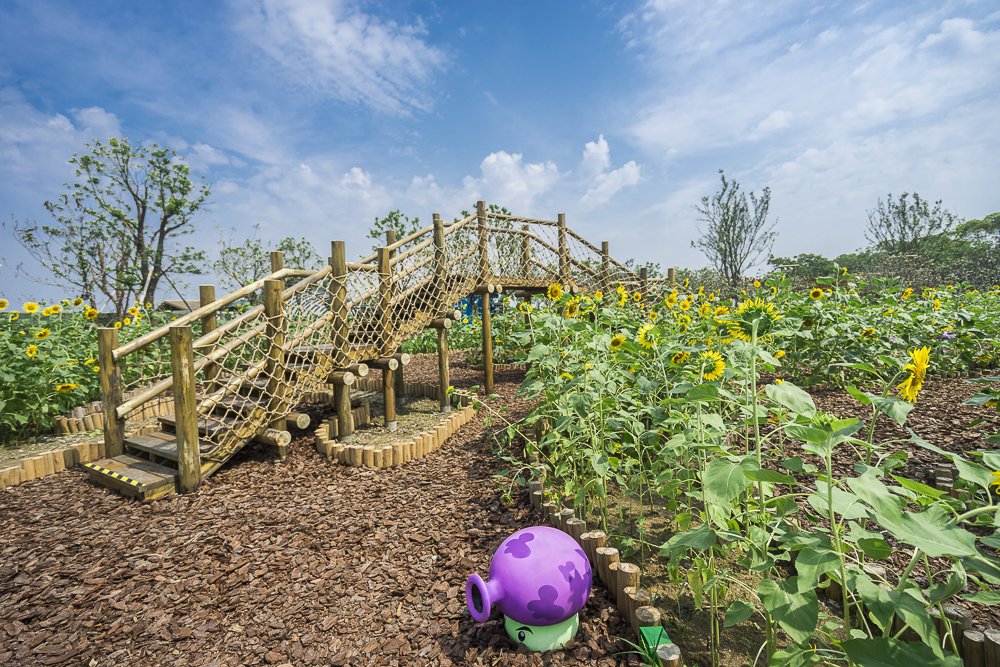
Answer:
97 327 124 458
169 326 201 493
264 278 286 433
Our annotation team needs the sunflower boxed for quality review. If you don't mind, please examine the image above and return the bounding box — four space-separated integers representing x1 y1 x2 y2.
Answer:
114 321 122 329
771 285 778 296
25 344 39 359
664 294 678 309
42 308 53 316
85 358 95 365
934 299 941 310
803 318 815 328
775 378 784 384
896 346 930 403
902 288 913 299
73 297 84 306
0 299 6 310
610 334 626 351
56 384 79 392
754 280 761 288
50 304 61 314
727 298 784 342
809 288 823 300
671 351 689 365
94 365 100 372
633 291 642 302
128 306 138 316
595 291 603 300
636 322 657 350
124 318 131 326
699 303 713 317
9 312 18 322
518 302 533 314
712 305 730 320
560 372 573 380
677 314 692 331
678 300 691 311
618 294 628 307
700 351 726 381
35 329 51 340
85 308 98 321
23 302 39 314
649 311 658 322
774 350 785 359
547 282 564 300
861 328 875 340
565 301 580 318
991 471 1000 492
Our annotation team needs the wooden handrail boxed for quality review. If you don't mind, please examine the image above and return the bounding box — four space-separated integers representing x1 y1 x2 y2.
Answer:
386 224 434 252
441 211 478 238
389 235 435 268
114 266 326 360
490 213 559 226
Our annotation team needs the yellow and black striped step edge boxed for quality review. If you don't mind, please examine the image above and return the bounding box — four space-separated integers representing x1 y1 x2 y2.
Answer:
84 462 143 488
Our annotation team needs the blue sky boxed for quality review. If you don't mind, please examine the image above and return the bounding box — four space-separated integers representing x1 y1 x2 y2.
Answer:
2 0 998 305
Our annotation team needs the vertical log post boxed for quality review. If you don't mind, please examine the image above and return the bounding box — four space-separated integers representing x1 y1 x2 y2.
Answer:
521 223 531 280
330 240 353 443
640 266 649 303
169 326 201 493
379 247 396 430
386 230 405 406
198 285 219 394
476 200 493 394
98 328 124 458
601 241 610 296
264 272 286 434
557 213 568 286
433 215 450 413
668 267 676 287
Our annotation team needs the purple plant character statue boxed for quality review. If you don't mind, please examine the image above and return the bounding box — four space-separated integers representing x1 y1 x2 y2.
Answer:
465 526 592 651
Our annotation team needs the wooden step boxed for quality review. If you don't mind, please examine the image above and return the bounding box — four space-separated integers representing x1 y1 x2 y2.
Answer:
158 413 235 437
214 396 268 414
125 431 213 463
84 455 177 499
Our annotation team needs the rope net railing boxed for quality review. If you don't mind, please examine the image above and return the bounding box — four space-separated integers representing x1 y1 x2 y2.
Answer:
105 206 651 465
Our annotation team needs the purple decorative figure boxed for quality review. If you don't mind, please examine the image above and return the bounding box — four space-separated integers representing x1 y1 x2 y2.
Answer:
465 526 592 651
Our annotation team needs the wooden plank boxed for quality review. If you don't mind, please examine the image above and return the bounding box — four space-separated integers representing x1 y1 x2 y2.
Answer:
159 412 234 436
84 454 177 498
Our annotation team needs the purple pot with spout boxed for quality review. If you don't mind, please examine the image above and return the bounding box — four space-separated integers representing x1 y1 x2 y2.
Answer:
465 526 592 626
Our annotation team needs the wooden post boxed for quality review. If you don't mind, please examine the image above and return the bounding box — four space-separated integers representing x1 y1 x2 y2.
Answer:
557 213 568 285
330 240 349 367
521 224 530 280
169 326 201 493
616 563 640 617
434 215 450 413
477 200 488 282
595 546 619 589
198 285 219 393
378 246 396 428
263 279 286 434
386 230 405 406
640 266 648 302
482 291 494 394
601 241 610 295
668 267 676 287
964 630 985 667
97 328 124 458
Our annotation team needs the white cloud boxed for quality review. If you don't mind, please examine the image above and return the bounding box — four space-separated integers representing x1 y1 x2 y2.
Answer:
341 166 372 188
238 0 448 114
581 134 611 178
750 110 792 139
581 161 641 207
184 142 230 172
474 151 560 212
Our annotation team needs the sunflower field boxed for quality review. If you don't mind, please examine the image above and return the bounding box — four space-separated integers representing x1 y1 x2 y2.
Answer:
503 270 1000 666
0 298 174 443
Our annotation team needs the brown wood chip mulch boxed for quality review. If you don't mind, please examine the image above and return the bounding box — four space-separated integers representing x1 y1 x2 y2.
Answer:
0 352 638 667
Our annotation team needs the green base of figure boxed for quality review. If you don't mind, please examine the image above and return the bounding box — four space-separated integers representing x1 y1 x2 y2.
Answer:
504 614 579 652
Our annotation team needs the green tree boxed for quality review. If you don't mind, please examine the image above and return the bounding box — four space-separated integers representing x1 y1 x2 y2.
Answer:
4 137 210 317
864 192 960 259
367 210 422 254
212 224 322 305
692 169 778 286
768 252 836 278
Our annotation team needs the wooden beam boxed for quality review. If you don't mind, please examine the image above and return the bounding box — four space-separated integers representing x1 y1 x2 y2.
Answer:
264 278 286 432
169 326 201 493
482 292 494 394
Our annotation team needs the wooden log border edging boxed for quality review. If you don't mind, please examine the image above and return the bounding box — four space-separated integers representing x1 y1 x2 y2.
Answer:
313 381 475 466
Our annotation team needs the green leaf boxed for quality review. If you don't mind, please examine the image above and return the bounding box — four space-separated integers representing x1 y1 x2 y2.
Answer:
856 538 893 560
794 547 842 592
961 590 1000 605
877 506 978 557
757 577 818 645
962 553 1000 586
855 574 895 630
846 386 872 405
742 467 796 484
926 561 966 605
847 474 903 523
703 458 748 509
871 395 915 427
526 344 550 362
786 424 829 446
687 383 720 401
890 474 948 500
724 600 754 627
953 458 994 494
807 481 869 521
765 382 816 417
841 637 962 667
661 523 717 554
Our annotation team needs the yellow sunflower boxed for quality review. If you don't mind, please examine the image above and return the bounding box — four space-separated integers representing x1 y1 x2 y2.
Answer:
0 299 7 310
547 282 564 300
23 302 39 314
896 346 930 403
565 301 580 318
85 358 95 365
616 283 625 296
128 306 138 316
678 300 691 311
649 311 659 322
728 298 784 342
42 308 53 316
809 288 823 300
699 303 713 317
595 291 603 300
93 365 100 372
124 318 131 326
56 384 79 392
700 351 726 381
677 314 692 331
664 294 677 309
633 291 642 302
114 321 122 329
26 344 38 357
85 308 98 321
636 322 657 350
861 328 875 340
518 302 533 314
35 329 51 340
775 378 784 384
902 288 913 299
610 334 626 351
774 350 786 359
560 372 573 380
73 297 84 306
50 304 61 314
9 312 18 322
712 305 730 320
754 280 761 288
671 351 689 365
934 299 941 310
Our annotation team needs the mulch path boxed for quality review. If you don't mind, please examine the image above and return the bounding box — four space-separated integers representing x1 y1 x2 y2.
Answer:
0 353 640 667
